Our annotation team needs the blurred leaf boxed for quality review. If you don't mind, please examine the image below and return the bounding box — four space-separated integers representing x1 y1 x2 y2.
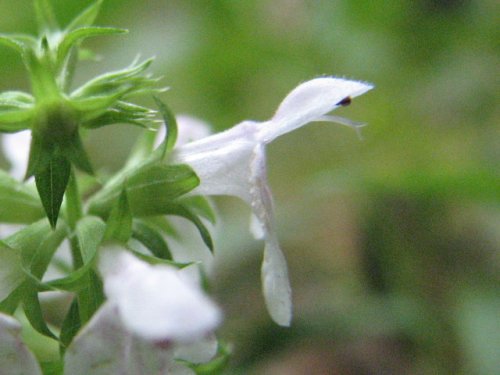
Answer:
0 170 44 223
163 203 214 252
47 216 105 292
181 196 216 224
59 297 80 351
34 0 58 32
57 27 127 68
23 289 57 340
104 190 132 243
126 164 200 216
132 219 172 260
153 96 178 156
66 0 104 31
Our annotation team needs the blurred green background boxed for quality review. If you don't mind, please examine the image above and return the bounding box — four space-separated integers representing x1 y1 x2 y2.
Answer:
1 0 498 374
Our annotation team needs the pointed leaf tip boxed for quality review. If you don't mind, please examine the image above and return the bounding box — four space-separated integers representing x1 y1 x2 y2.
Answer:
35 155 71 228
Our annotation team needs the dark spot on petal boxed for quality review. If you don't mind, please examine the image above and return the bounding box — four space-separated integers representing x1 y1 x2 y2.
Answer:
337 96 352 106
154 339 173 350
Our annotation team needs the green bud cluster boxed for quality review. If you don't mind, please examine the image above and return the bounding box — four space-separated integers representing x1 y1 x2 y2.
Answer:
0 0 160 226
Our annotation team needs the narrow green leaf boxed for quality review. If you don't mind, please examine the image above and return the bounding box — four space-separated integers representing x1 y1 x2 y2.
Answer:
25 133 51 180
104 190 132 243
23 289 58 340
127 164 200 216
0 170 44 223
0 282 26 314
40 360 64 375
24 225 66 280
48 216 105 291
34 0 59 32
63 133 94 175
153 96 177 156
0 90 34 104
180 196 216 224
70 58 153 98
57 27 127 66
165 204 214 252
35 154 71 228
131 250 192 268
66 0 104 31
0 107 34 123
0 34 24 54
132 220 172 260
77 270 104 324
0 241 25 303
59 297 81 350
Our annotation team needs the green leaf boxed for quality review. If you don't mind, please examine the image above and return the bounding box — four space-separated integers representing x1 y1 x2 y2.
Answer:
130 250 192 268
66 0 104 31
0 34 25 54
0 90 34 105
34 0 59 33
164 204 214 252
132 219 172 260
180 196 216 224
153 96 177 156
104 190 132 243
59 297 81 350
35 154 71 228
0 106 34 123
0 241 25 302
82 101 155 129
23 225 66 280
0 282 26 314
70 58 153 98
126 164 200 216
0 170 44 223
63 133 94 175
23 289 57 340
48 216 105 291
57 27 127 67
40 360 64 375
77 270 104 324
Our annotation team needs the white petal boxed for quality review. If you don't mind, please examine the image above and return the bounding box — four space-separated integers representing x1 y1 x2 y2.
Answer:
258 77 373 143
249 144 292 326
261 237 292 326
176 139 256 202
100 249 221 342
0 313 42 375
175 333 218 364
64 303 175 375
2 130 31 180
0 243 24 301
65 303 130 375
176 114 212 145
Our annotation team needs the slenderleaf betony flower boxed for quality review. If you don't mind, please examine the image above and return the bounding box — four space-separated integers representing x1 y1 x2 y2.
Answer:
64 248 221 374
172 77 373 326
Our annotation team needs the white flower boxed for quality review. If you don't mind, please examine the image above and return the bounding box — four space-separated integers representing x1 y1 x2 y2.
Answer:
1 130 30 180
172 77 373 326
64 248 221 374
99 248 222 342
0 313 42 375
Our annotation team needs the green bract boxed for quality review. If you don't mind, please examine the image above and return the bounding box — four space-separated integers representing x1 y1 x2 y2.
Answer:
0 0 160 226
